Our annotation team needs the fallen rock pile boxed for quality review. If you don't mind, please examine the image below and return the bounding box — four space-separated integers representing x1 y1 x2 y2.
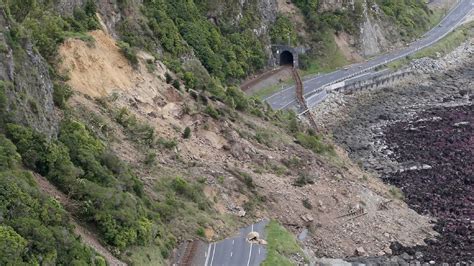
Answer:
410 40 474 74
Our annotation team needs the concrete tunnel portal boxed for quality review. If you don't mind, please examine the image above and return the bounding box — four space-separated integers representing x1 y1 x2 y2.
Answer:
279 50 294 66
272 45 301 68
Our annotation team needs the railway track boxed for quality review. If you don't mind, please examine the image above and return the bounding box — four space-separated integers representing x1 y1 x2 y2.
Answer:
291 67 318 129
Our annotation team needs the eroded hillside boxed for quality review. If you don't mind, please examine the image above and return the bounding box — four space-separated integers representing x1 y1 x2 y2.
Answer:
0 0 456 265
57 28 436 263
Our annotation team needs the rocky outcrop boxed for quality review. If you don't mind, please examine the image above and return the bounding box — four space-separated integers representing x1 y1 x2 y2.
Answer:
0 9 58 138
318 0 348 12
54 0 123 38
358 2 389 57
410 40 474 73
201 0 278 37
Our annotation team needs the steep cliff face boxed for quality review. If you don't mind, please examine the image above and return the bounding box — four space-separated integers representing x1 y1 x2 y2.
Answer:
318 0 348 11
200 0 278 37
358 1 399 57
55 0 122 37
0 9 58 138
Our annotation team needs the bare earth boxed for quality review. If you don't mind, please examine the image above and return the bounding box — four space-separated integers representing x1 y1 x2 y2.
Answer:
58 30 438 261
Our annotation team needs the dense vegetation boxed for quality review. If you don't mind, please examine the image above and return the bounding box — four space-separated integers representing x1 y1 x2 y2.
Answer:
270 15 298 46
0 134 103 265
119 0 266 83
1 0 205 261
291 0 363 71
374 0 432 39
4 0 99 61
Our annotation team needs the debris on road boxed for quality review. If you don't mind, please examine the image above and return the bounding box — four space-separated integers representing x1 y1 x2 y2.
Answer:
246 231 268 245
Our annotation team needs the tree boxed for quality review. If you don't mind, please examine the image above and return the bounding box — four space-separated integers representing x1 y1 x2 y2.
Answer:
0 225 27 264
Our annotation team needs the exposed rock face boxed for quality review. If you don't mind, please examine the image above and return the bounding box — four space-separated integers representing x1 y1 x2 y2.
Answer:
318 0 348 12
55 0 122 38
359 2 390 57
203 0 278 37
320 0 405 58
0 9 58 138
54 0 85 15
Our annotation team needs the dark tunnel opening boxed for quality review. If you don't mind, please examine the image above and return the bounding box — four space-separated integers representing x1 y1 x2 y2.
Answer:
279 50 294 66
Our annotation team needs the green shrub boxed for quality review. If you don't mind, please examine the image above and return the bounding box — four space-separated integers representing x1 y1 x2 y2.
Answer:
117 41 139 66
225 87 248 111
17 2 99 61
145 59 156 73
282 156 302 169
159 177 210 212
172 79 181 90
235 171 255 189
389 186 404 200
376 0 430 38
296 132 335 155
293 173 315 187
183 126 191 139
0 225 27 265
157 137 177 149
254 130 273 147
165 72 173 84
196 227 205 237
144 151 156 165
53 82 73 109
0 81 8 127
0 134 21 171
115 108 155 145
183 72 197 90
204 105 220 119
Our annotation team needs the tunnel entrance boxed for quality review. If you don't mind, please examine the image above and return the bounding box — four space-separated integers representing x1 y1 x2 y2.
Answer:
279 51 294 66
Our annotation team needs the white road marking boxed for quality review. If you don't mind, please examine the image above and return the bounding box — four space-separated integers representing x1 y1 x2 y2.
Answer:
258 247 261 255
246 224 254 266
230 252 233 257
232 239 235 245
204 244 212 266
247 243 253 266
210 243 216 266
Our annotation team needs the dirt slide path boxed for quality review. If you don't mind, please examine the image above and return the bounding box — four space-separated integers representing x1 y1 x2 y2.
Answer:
33 173 127 266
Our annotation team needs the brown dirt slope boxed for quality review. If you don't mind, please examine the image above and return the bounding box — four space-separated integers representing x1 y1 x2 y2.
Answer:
58 30 437 259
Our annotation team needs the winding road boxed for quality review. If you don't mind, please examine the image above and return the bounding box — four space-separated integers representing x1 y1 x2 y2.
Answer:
265 0 474 111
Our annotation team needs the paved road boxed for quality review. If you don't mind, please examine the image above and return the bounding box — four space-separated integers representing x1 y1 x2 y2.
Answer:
195 220 268 266
265 0 474 111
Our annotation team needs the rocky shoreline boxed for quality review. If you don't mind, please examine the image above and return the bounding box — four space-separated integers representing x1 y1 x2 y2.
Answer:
384 104 473 263
312 41 473 264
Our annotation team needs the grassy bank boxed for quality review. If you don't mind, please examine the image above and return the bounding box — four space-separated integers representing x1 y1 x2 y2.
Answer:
300 32 349 77
251 78 295 100
262 220 305 266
